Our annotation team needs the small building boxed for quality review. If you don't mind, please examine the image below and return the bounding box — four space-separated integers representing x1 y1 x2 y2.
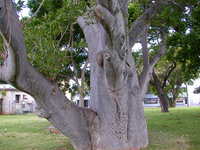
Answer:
73 95 89 108
143 93 188 107
0 84 37 114
188 78 200 106
144 94 160 107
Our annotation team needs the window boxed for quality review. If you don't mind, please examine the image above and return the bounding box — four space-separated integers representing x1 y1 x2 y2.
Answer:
84 100 89 108
15 95 20 103
23 95 27 100
77 100 80 105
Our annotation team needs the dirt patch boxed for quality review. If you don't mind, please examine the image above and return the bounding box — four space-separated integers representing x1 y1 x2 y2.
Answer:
48 126 61 134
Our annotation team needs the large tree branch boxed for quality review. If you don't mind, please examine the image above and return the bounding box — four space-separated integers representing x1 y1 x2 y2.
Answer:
139 29 167 96
129 1 161 47
0 1 97 149
96 0 128 14
128 0 173 47
138 27 150 96
95 4 115 32
0 40 16 82
149 32 167 66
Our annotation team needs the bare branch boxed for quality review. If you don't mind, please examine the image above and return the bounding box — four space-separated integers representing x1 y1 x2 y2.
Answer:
152 69 162 86
129 1 169 47
149 33 167 66
58 25 69 46
68 22 77 47
161 62 176 88
140 26 149 69
22 0 46 25
138 27 150 93
139 28 167 96
32 0 45 17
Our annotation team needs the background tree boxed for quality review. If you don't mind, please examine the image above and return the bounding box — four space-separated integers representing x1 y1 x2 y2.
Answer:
150 58 188 112
132 0 200 112
157 1 200 109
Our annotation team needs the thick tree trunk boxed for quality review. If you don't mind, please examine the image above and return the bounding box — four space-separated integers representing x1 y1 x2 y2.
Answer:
169 98 176 107
152 71 169 112
158 92 169 112
169 84 181 107
78 14 148 150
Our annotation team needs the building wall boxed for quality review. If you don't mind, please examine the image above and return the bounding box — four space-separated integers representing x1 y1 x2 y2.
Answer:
0 90 36 114
0 91 14 114
187 79 200 106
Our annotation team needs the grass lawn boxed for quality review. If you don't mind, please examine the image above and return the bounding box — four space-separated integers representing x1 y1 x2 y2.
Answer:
0 114 73 150
144 107 200 150
0 107 200 150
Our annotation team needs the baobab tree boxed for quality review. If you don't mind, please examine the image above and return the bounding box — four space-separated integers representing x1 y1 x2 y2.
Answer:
0 0 172 150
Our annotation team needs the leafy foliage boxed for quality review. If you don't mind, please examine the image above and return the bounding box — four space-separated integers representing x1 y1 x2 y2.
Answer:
23 0 88 96
130 0 200 106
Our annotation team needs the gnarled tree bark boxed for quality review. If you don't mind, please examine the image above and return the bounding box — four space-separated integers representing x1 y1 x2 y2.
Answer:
0 0 171 150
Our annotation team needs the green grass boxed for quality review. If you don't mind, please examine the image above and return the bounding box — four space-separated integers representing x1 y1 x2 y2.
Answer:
0 107 200 150
144 107 200 150
0 114 73 150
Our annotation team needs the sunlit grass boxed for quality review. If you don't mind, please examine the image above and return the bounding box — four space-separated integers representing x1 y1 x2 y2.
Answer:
0 107 200 150
0 114 73 150
144 107 200 150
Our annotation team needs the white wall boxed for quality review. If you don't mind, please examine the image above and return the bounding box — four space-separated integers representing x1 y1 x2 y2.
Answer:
0 89 36 114
188 79 200 106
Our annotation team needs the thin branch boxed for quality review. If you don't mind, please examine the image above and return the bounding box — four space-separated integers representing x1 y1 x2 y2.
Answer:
129 0 173 47
149 31 167 66
152 69 162 86
129 1 161 47
31 0 45 17
139 29 167 95
140 26 149 69
21 0 46 25
161 62 176 88
68 22 77 47
58 25 69 46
